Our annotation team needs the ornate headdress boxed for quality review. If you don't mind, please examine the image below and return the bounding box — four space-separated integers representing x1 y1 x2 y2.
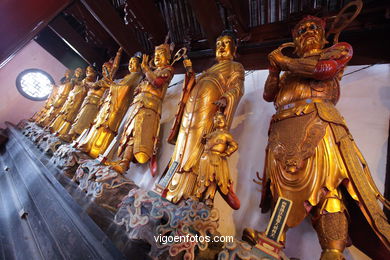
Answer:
132 51 142 61
218 29 238 46
155 32 175 61
74 67 85 79
86 66 96 78
103 59 113 69
155 43 174 61
86 65 95 72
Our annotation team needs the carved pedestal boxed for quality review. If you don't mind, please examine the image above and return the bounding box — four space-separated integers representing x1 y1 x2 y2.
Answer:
74 160 137 212
114 188 222 260
20 121 34 136
20 122 42 140
51 143 90 177
37 133 63 155
218 237 286 260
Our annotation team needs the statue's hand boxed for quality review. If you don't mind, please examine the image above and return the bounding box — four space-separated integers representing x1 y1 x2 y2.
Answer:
141 54 150 72
268 48 287 71
183 58 192 68
220 152 228 157
104 77 114 85
213 98 227 108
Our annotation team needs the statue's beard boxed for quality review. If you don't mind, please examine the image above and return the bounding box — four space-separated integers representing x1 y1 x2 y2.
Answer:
296 37 323 56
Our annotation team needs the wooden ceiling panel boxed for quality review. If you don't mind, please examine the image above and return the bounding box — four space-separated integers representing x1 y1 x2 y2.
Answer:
2 0 389 72
124 0 167 45
187 0 225 48
80 0 144 55
48 15 106 67
65 2 119 57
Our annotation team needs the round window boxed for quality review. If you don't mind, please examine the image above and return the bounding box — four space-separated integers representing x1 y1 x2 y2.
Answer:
16 69 55 101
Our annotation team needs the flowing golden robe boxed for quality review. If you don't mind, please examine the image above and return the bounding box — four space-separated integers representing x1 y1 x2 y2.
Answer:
263 43 390 248
117 66 174 162
166 60 244 203
49 79 88 134
38 80 74 127
78 72 143 158
196 128 238 197
67 80 109 139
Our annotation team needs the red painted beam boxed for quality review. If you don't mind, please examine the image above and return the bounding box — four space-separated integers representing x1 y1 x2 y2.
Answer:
0 0 72 68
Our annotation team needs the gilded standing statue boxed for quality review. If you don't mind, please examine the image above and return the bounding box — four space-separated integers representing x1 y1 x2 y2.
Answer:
37 69 74 127
30 75 62 123
245 13 390 260
107 43 174 174
77 51 143 158
164 31 244 209
48 67 86 134
195 111 239 209
57 66 97 142
66 49 122 142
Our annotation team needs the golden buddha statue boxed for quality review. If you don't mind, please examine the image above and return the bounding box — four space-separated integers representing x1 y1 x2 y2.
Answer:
66 48 122 142
251 15 390 259
164 31 244 206
77 52 143 158
31 79 61 123
107 43 174 174
195 111 239 209
37 69 73 127
56 66 97 142
48 67 86 134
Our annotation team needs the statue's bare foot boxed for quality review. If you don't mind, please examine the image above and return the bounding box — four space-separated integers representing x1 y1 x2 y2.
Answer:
242 227 262 246
60 134 72 143
109 162 128 174
204 198 214 208
77 144 87 152
103 160 118 166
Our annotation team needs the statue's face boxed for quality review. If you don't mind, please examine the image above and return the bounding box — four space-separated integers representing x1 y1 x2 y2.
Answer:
86 66 96 78
293 20 325 56
65 69 72 79
74 68 83 78
214 113 227 129
216 35 235 62
128 57 140 72
154 49 169 67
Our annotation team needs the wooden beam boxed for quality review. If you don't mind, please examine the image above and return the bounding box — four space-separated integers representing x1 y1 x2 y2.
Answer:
0 0 72 69
35 27 88 69
80 0 143 55
65 1 119 57
48 15 105 67
188 0 225 48
125 0 167 45
219 0 250 31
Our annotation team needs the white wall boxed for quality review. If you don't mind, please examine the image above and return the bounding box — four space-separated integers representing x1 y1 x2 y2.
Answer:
0 41 68 128
125 64 389 260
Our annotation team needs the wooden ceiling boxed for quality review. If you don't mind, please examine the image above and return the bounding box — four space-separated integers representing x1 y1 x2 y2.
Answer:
1 0 390 75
